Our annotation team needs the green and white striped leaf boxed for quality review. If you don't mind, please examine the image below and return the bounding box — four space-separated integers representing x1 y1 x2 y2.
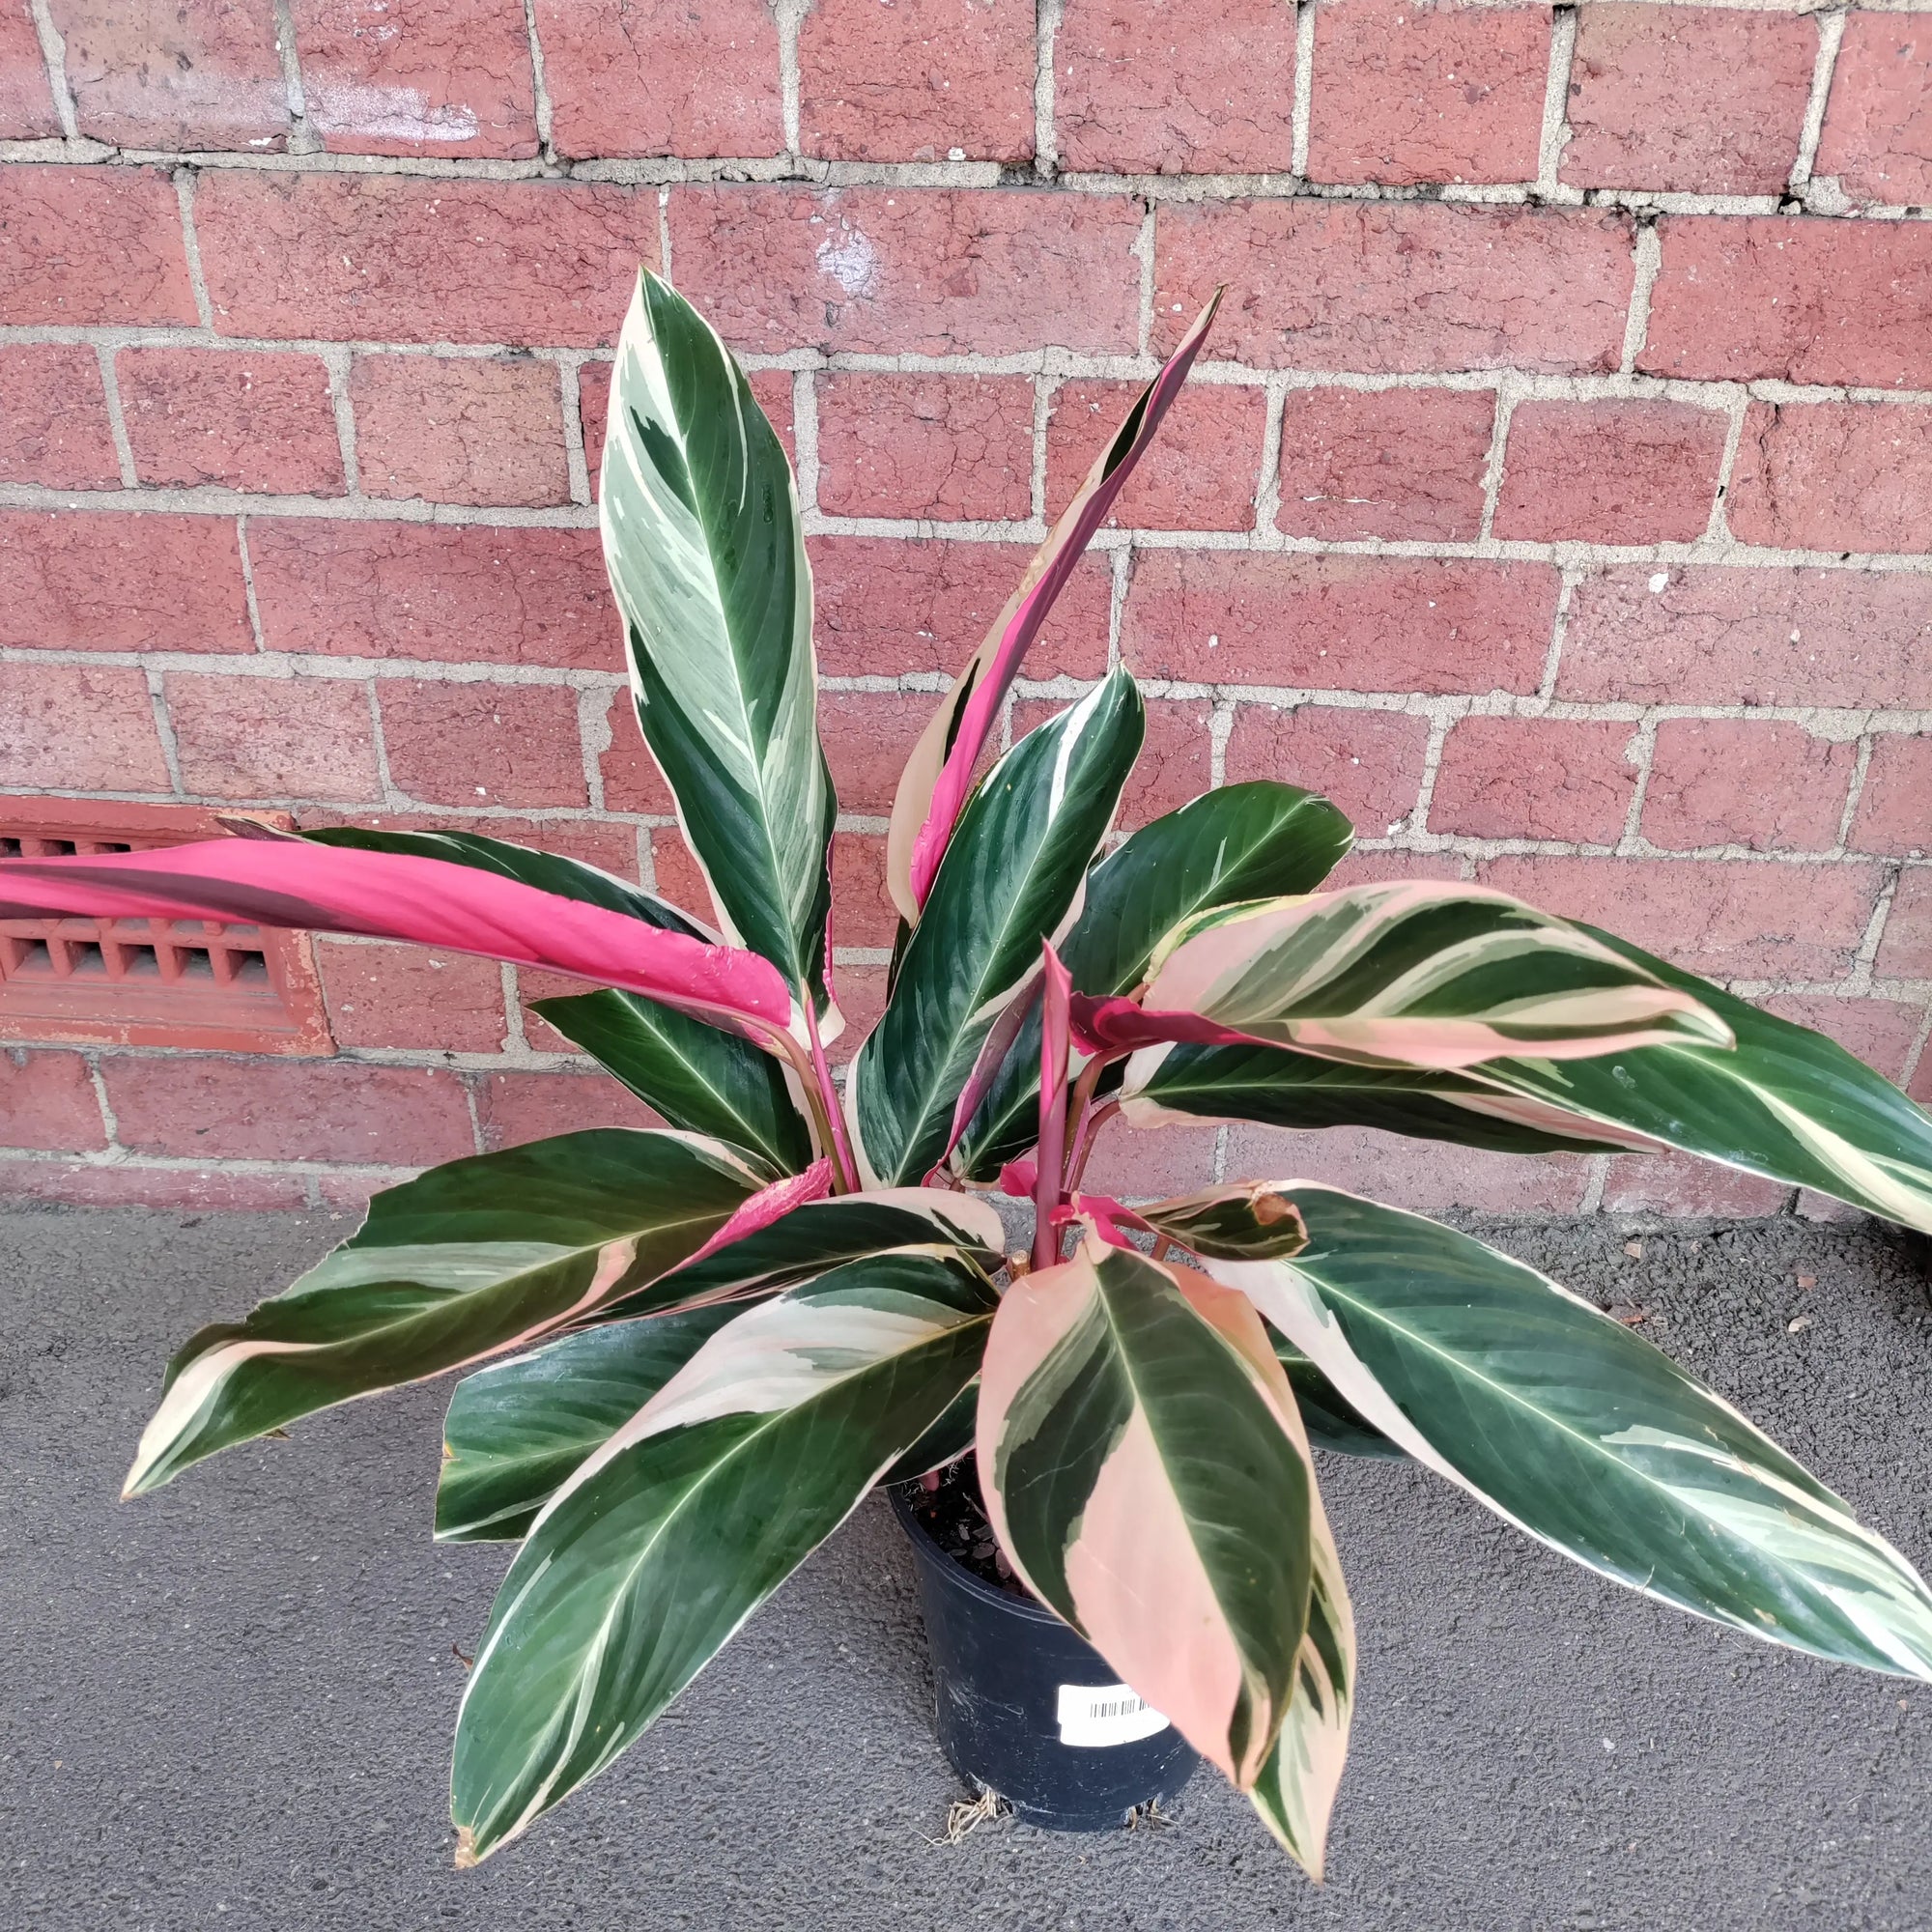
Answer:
1248 1485 1355 1880
848 669 1145 1187
450 1249 997 1862
1122 1039 1647 1154
436 1304 741 1543
601 269 837 1026
1120 881 1732 1071
303 824 708 936
955 781 1355 1181
1472 929 1932 1236
1152 1180 1932 1681
978 1239 1315 1787
534 988 813 1175
1273 1334 1403 1459
124 1129 767 1497
588 1186 1006 1324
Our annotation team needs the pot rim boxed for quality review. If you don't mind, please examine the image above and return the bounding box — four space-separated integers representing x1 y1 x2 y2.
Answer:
886 1476 1065 1627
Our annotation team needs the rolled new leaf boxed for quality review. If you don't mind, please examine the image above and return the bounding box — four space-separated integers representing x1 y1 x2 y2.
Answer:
977 1238 1317 1790
0 837 799 1046
1100 881 1732 1071
450 1249 998 1862
1470 928 1932 1236
848 670 1145 1187
887 292 1222 921
955 781 1355 1181
534 988 813 1176
1151 1180 1932 1681
124 1129 774 1496
601 268 838 1026
437 1304 742 1543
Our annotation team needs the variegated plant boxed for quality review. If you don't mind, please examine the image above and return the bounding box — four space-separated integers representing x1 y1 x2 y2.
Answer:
10 270 1932 1879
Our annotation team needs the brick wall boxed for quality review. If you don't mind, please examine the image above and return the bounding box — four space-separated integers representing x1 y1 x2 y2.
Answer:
1 0 1928 1221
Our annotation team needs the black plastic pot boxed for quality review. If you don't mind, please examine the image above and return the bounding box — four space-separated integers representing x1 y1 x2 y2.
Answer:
891 1484 1198 1830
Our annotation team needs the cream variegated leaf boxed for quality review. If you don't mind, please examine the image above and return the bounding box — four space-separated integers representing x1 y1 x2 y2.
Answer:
602 269 837 1032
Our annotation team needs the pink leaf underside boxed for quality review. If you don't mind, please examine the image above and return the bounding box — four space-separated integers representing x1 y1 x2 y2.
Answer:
996 1168 1149 1249
976 1242 1293 1785
1068 990 1251 1056
0 840 794 1040
672 1160 835 1283
890 293 1223 919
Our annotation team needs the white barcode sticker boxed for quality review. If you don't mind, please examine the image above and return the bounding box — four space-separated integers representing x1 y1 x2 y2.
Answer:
1055 1682 1171 1747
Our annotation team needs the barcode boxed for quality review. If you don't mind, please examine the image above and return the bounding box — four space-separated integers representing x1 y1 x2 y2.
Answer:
1056 1681 1171 1747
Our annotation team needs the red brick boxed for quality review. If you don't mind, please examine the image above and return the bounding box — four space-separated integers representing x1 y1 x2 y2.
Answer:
1014 693 1212 832
1762 994 1922 1085
669 186 1144 357
318 939 508 1053
648 828 715 929
1875 869 1932 982
292 0 538 157
352 354 568 508
248 522 612 668
533 0 780 159
0 1048 106 1151
1641 217 1932 389
477 1068 655 1150
0 664 169 792
1044 380 1264 532
801 0 1033 162
809 536 1110 680
0 511 252 653
1817 14 1932 209
0 0 59 137
817 373 1033 522
582 361 793 497
1121 552 1556 695
817 690 938 814
1494 399 1726 545
1558 567 1932 712
1476 854 1884 983
0 166 196 327
1643 720 1855 857
49 0 287 150
1083 1119 1224 1203
1915 1056 1932 1109
163 671 383 804
1275 385 1493 542
597 691 671 816
194 173 657 347
1600 1151 1789 1219
117 348 344 497
1308 0 1548 186
1225 703 1430 838
1850 735 1932 861
379 680 587 810
102 1055 476 1165
1727 402 1932 557
1226 1122 1591 1213
1054 0 1297 174
0 1157 314 1210
1154 201 1633 374
825 963 887 1066
1327 848 1472 890
1561 4 1815 195
296 807 639 877
0 345 118 489
1432 718 1637 845
830 833 897 950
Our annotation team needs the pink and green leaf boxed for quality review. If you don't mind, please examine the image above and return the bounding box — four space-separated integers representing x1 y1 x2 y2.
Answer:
885 293 1222 922
976 1236 1318 1789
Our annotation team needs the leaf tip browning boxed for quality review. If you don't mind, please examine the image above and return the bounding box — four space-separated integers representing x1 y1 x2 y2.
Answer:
453 1827 480 1871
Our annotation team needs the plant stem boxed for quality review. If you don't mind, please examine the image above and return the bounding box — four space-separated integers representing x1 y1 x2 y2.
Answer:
1065 1098 1119 1196
802 1000 861 1193
1031 1075 1067 1273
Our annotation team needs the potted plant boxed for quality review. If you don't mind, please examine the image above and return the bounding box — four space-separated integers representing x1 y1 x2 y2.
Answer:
7 269 1932 1880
